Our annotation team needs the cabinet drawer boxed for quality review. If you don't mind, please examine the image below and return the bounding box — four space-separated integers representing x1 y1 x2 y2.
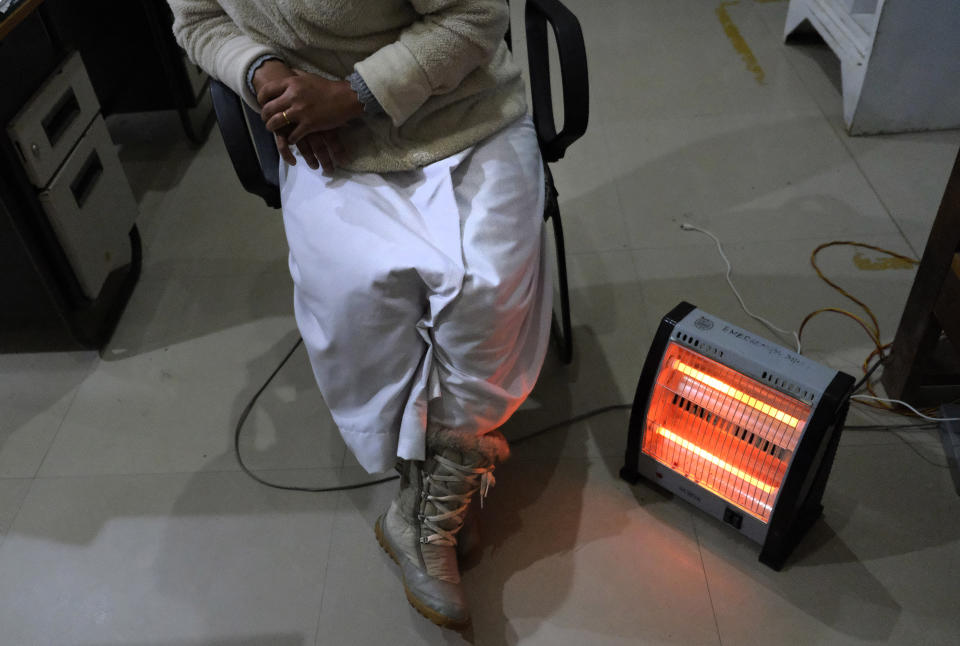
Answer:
7 52 100 188
39 115 138 300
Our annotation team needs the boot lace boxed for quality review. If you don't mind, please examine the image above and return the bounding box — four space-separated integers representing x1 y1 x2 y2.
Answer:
420 455 496 547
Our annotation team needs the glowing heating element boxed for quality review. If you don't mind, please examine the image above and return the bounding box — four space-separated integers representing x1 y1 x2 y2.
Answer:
642 343 813 522
672 361 801 428
656 427 775 494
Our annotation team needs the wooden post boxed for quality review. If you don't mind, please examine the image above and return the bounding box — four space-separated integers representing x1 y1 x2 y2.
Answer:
882 149 960 404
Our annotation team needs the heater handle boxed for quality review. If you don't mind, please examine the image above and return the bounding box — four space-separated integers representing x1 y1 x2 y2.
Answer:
621 302 696 483
758 370 854 570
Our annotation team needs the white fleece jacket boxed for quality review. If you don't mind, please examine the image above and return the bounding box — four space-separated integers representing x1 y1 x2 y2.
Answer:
168 0 528 172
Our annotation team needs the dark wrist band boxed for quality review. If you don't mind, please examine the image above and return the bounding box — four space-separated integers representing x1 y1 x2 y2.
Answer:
247 54 284 95
347 71 385 115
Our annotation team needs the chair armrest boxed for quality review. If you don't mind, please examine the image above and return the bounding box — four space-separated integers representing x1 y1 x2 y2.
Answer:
524 0 589 163
209 79 281 209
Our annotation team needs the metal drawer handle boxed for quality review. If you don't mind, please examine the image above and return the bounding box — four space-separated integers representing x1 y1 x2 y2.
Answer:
70 151 103 209
41 88 81 148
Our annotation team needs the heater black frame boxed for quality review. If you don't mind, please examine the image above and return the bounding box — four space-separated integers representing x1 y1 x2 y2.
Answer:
620 301 855 570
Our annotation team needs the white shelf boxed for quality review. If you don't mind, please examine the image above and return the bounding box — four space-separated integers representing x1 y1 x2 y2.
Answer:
846 0 881 39
786 0 960 134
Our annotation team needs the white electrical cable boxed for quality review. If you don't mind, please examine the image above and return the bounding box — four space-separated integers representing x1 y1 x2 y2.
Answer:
850 395 960 422
679 222 802 353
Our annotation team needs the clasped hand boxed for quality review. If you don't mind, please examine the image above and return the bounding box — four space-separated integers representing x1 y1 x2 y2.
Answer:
256 66 364 172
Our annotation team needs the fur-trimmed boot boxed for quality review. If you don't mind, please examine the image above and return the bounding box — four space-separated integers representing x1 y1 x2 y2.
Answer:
375 427 510 627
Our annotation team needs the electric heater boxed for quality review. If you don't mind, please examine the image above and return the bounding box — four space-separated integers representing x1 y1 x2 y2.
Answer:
621 302 854 570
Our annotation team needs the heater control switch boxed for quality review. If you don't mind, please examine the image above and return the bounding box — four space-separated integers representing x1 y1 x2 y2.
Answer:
723 508 744 529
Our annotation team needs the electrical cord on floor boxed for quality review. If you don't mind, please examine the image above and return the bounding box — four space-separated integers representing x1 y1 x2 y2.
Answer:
679 222 802 352
796 241 948 420
850 395 960 422
235 335 950 492
234 336 634 492
845 421 939 430
849 354 886 397
799 241 918 354
232 337 399 493
678 225 953 420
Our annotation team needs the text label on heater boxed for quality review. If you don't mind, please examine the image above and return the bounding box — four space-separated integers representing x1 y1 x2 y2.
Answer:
721 324 801 365
678 485 703 503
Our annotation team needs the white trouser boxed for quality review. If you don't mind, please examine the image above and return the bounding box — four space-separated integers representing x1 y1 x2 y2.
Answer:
280 115 552 473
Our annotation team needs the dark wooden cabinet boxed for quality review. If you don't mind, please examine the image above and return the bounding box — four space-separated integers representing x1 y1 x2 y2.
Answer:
41 0 214 142
1 0 215 351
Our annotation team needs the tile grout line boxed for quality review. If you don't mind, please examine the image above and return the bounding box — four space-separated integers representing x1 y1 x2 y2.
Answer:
761 14 921 259
824 130 920 258
691 517 725 646
30 376 89 480
0 477 33 553
310 483 345 646
889 431 950 469
1 346 78 525
596 121 640 255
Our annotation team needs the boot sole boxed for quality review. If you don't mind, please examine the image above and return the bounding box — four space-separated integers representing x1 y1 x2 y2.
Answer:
374 515 471 630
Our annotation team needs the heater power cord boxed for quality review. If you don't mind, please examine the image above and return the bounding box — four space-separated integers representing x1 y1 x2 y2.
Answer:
234 336 633 493
803 243 960 420
678 223 959 421
236 336 951 493
849 395 960 422
848 354 885 397
679 222 802 352
838 356 959 422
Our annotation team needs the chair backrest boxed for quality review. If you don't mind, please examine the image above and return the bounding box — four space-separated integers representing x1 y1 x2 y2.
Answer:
525 0 588 163
210 0 588 209
209 80 281 208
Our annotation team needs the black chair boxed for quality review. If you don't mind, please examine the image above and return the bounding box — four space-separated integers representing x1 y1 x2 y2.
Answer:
209 0 588 364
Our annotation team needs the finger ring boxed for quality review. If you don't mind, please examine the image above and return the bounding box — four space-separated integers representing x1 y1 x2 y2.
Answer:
282 110 291 125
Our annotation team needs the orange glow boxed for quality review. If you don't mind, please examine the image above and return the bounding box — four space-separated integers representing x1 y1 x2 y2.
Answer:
673 360 801 428
641 342 813 522
657 427 774 494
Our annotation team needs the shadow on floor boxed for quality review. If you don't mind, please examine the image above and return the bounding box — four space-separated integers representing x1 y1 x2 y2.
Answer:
110 111 206 204
442 326 627 644
0 351 97 476
102 258 293 362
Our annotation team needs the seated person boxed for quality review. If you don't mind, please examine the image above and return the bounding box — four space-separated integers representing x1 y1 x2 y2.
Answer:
169 0 551 628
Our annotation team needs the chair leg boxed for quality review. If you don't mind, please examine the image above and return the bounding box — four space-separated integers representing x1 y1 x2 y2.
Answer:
550 209 574 364
542 164 573 364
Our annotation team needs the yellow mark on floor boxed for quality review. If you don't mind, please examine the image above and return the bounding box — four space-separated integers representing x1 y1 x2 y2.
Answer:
716 1 766 85
853 252 915 271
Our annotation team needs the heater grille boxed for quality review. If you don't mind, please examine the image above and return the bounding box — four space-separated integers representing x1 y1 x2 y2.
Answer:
642 342 813 522
622 302 855 569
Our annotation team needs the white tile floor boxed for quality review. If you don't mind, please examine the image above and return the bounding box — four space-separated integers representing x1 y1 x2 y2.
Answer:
2 1 960 644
